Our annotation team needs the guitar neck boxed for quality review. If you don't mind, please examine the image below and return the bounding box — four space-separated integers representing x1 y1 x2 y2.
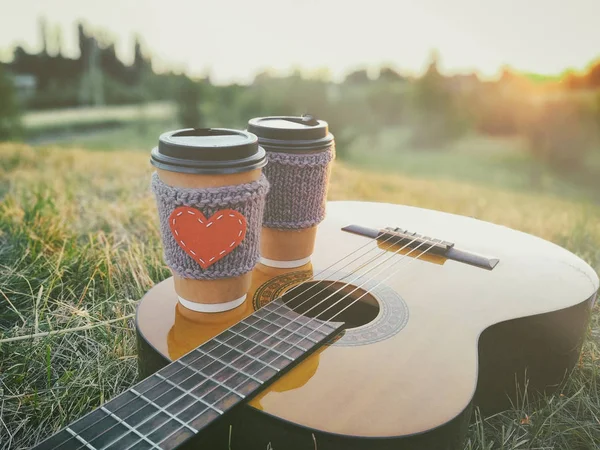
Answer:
34 300 343 450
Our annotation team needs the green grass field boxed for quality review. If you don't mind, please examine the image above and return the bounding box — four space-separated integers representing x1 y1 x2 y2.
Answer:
0 141 599 449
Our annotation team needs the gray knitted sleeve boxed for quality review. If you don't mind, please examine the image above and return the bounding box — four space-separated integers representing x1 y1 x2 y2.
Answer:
262 145 335 229
151 172 269 279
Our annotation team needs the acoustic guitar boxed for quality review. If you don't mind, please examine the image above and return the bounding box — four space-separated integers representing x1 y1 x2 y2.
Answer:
34 201 598 450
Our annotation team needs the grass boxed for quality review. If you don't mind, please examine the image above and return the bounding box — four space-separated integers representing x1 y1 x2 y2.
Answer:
23 102 175 130
33 120 180 152
0 142 599 449
345 128 600 202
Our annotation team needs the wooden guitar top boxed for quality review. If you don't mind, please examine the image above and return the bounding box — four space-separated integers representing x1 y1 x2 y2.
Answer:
137 201 598 438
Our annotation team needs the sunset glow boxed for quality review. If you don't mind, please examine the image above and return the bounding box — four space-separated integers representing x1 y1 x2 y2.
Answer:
2 0 599 83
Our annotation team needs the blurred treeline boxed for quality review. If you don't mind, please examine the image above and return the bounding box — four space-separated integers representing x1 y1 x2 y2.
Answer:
1 21 600 176
182 54 600 174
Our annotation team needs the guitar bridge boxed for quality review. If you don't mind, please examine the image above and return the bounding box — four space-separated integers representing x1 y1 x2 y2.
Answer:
342 224 499 271
381 226 455 255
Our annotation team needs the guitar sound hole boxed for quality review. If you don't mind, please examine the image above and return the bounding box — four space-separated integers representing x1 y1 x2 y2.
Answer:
281 281 380 330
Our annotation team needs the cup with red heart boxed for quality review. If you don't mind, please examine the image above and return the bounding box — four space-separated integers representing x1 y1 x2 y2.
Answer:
151 128 268 315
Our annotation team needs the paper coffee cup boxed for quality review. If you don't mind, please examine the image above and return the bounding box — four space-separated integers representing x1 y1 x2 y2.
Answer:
247 115 334 268
151 128 268 311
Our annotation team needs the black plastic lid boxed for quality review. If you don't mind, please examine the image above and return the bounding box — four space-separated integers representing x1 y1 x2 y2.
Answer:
247 115 334 152
150 128 267 174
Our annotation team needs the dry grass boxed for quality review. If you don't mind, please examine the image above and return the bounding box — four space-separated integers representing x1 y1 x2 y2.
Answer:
0 143 598 449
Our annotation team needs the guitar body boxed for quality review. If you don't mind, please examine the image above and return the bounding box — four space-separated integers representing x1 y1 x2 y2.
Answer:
136 201 598 450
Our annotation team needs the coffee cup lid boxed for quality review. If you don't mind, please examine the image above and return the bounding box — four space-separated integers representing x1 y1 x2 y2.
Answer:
150 128 267 174
247 115 334 152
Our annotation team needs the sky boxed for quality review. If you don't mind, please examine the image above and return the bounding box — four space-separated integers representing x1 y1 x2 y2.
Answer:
1 0 599 84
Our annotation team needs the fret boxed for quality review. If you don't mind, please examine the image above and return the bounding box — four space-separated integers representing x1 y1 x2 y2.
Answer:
179 351 215 370
64 401 149 450
230 353 254 370
111 402 157 428
265 302 335 334
104 432 141 449
155 427 195 450
180 348 264 385
158 362 199 387
159 428 194 450
66 428 96 449
178 371 207 392
147 419 184 445
228 317 312 352
241 314 259 325
129 388 196 432
237 324 266 341
204 384 243 411
133 411 171 437
197 338 220 352
174 399 208 424
255 366 278 383
252 314 323 344
234 377 262 396
164 393 196 415
222 371 255 392
200 359 226 377
213 344 243 364
32 306 343 450
155 372 223 414
136 378 173 403
244 359 268 376
203 342 230 358
212 365 237 384
108 397 205 449
271 339 305 358
253 301 312 324
72 412 128 448
212 336 282 373
257 348 281 365
99 406 160 449
100 371 220 450
208 313 334 378
135 374 163 393
175 357 249 399
69 408 110 434
244 342 271 359
127 441 154 450
177 407 220 434
270 354 294 370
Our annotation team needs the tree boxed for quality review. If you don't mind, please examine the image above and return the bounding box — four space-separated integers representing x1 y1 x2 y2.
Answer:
586 61 600 88
378 66 405 83
176 77 204 128
523 99 596 170
0 66 22 141
344 69 370 85
408 51 467 148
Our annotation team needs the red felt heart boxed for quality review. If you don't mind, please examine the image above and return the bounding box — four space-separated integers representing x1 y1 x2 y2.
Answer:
169 207 247 269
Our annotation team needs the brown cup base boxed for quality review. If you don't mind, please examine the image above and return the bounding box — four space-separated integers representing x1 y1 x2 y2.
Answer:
260 226 317 266
173 297 253 336
173 272 252 305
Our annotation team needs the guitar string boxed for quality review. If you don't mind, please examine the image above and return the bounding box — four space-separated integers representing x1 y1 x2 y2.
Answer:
82 237 432 450
63 232 406 449
283 240 441 343
84 235 421 450
71 235 422 450
96 237 436 450
150 239 439 450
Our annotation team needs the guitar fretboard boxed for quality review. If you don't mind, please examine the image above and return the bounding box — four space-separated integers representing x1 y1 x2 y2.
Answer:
34 300 343 450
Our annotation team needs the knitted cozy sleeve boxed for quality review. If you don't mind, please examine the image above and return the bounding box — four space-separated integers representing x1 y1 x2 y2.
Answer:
262 145 335 229
151 172 269 279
